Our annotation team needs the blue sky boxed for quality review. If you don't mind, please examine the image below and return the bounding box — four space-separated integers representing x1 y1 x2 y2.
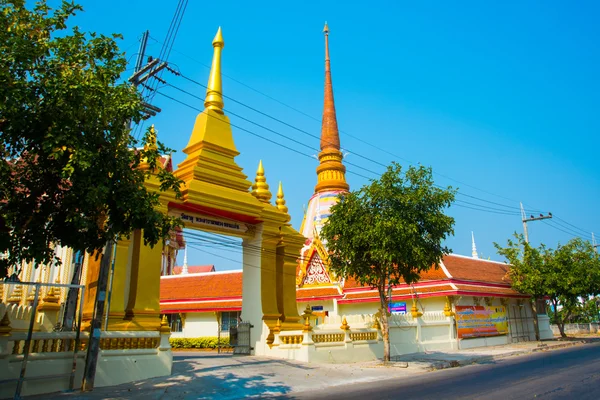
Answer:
69 1 599 269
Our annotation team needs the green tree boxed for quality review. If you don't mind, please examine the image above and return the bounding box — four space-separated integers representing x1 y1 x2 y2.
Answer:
496 235 600 338
320 162 456 362
0 0 182 277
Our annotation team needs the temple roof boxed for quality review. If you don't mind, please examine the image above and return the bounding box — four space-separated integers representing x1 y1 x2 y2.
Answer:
161 269 242 302
159 255 526 313
442 254 510 284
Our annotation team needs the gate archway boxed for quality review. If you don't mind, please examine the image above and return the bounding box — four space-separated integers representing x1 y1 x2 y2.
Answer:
82 27 305 353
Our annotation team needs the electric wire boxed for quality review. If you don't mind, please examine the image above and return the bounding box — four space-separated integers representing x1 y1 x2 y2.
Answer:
541 220 583 240
148 36 546 213
154 89 539 217
166 72 546 216
163 81 383 177
554 216 593 237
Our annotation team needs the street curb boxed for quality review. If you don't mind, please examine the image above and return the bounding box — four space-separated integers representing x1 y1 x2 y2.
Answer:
429 340 587 371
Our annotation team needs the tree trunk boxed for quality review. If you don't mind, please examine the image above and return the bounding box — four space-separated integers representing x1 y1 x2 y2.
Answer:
378 279 390 363
381 306 390 362
557 322 567 338
530 298 540 341
552 299 568 339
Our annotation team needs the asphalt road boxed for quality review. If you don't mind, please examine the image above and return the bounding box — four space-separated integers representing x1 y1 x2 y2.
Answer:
289 342 600 400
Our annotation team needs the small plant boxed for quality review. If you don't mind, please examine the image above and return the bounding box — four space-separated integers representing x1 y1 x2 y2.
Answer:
169 337 231 349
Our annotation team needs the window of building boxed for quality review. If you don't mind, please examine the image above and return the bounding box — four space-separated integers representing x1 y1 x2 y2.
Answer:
221 311 240 332
165 313 183 332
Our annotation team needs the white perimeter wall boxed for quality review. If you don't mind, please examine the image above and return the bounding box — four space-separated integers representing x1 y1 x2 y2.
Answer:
176 313 219 337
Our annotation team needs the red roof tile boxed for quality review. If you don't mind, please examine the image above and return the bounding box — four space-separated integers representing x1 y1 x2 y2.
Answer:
454 284 524 297
160 271 242 301
296 286 341 301
442 255 510 284
343 266 448 289
343 284 455 300
161 300 242 313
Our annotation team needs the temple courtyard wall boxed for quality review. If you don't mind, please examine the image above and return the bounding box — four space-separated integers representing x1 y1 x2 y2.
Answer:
163 294 554 360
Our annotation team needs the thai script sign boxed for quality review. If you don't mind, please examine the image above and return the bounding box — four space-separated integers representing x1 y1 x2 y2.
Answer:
456 305 508 339
389 302 407 314
168 210 248 234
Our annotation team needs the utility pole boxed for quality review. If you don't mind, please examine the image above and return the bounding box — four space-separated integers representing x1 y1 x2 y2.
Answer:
519 202 552 342
82 30 168 392
520 202 552 243
593 232 598 253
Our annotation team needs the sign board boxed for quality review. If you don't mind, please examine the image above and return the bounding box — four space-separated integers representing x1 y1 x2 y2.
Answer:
311 306 324 311
388 302 407 314
168 209 248 234
455 305 508 339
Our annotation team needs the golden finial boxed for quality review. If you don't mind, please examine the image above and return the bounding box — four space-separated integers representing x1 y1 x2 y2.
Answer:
160 314 171 333
410 299 423 318
303 316 313 332
213 26 224 47
7 285 22 304
205 27 225 113
443 296 454 317
0 312 11 336
340 316 350 331
276 182 290 221
147 124 158 150
273 318 281 333
323 21 329 34
301 304 313 319
251 160 272 203
42 287 59 304
372 317 381 330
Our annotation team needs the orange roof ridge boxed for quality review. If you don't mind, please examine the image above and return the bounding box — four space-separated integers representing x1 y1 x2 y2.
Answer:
445 253 508 265
161 269 242 279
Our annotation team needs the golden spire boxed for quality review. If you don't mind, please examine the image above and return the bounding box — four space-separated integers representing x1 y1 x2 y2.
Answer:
139 125 158 171
276 182 290 222
147 124 158 150
251 160 272 203
205 27 225 113
315 23 349 193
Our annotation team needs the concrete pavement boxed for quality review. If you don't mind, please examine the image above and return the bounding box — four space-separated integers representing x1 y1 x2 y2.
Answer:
25 337 597 399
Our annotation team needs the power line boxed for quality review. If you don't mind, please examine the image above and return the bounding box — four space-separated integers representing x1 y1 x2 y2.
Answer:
150 37 546 212
153 89 571 219
541 220 584 240
554 216 593 237
155 90 374 181
153 84 594 236
167 72 549 216
162 81 383 178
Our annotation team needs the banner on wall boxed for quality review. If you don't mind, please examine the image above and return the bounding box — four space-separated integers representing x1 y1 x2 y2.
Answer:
455 305 508 339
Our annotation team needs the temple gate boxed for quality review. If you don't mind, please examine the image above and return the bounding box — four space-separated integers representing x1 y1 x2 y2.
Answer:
82 27 305 355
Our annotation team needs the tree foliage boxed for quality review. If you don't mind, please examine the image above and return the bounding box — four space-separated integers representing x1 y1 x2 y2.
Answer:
495 234 600 337
320 162 456 361
0 0 182 276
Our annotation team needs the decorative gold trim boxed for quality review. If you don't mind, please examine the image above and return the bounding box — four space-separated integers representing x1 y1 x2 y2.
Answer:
311 333 344 343
279 335 303 345
349 332 377 341
340 317 350 331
